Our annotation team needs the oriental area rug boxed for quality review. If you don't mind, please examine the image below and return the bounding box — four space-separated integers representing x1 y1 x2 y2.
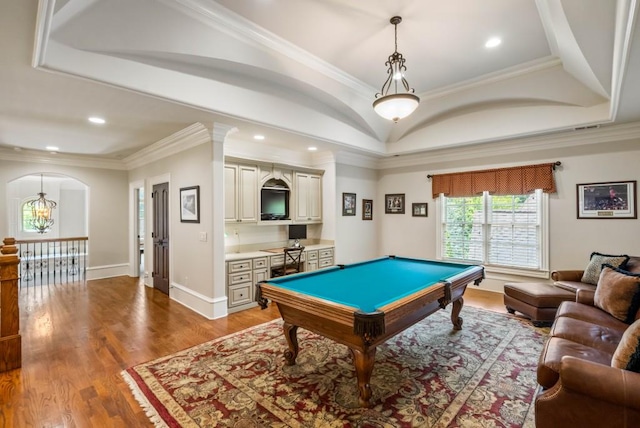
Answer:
122 307 547 427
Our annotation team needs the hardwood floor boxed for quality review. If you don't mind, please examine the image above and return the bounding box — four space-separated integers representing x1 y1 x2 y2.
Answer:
0 277 506 427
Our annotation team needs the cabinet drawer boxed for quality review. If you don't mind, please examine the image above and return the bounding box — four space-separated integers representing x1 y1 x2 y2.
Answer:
229 284 252 307
270 254 284 267
228 260 252 273
306 250 318 261
319 248 334 259
228 271 253 286
253 257 268 269
319 257 333 268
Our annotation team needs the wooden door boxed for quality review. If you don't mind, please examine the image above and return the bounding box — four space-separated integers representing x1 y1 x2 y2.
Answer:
152 182 170 294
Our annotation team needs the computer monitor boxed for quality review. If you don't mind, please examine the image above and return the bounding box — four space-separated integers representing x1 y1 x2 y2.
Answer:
288 225 307 247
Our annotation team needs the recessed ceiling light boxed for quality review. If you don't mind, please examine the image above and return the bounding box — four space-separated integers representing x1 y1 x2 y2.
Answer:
46 146 59 151
485 37 502 48
253 134 265 140
88 116 106 124
308 147 318 151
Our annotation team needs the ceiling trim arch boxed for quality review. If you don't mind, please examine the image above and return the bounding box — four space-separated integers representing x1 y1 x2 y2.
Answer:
89 48 380 140
158 0 375 98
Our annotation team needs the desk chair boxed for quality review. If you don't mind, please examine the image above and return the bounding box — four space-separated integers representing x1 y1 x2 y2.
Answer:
272 247 304 277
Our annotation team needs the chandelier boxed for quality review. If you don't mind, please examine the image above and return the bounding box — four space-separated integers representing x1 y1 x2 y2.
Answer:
27 174 57 234
373 16 420 122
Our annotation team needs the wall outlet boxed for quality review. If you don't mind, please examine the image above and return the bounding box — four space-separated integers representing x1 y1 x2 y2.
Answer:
184 276 189 285
199 232 207 242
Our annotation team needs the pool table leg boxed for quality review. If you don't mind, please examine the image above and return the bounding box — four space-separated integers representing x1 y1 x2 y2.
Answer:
451 297 464 330
282 322 299 365
350 347 376 408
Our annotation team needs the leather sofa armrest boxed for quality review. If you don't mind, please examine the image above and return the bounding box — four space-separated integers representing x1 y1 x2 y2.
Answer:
536 356 640 426
575 289 596 305
551 270 584 282
559 356 640 409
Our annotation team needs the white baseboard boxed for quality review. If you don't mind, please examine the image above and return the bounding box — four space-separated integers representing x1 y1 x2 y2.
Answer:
170 282 228 320
86 263 130 280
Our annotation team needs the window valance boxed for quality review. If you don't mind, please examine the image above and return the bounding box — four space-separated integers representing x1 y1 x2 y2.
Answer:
431 162 558 198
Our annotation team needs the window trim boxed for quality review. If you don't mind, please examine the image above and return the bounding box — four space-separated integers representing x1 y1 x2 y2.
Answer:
435 190 549 278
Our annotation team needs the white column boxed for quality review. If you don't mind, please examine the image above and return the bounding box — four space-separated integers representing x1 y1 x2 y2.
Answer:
210 123 238 319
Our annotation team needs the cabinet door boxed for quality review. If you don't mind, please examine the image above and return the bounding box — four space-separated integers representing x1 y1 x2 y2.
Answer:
224 164 239 222
225 163 258 223
306 260 319 272
294 172 310 222
254 269 269 283
307 174 322 221
238 165 258 222
294 173 322 223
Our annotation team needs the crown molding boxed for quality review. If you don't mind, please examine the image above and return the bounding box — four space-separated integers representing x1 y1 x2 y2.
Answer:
162 0 374 97
610 0 639 120
0 148 127 170
123 123 211 170
378 121 640 169
333 151 380 169
32 0 55 67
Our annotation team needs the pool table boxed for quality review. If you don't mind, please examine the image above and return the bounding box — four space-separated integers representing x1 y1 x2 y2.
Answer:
256 255 484 407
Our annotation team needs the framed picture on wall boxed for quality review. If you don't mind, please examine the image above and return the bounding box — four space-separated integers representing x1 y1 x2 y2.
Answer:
342 192 356 216
577 180 637 219
362 199 373 220
412 203 428 217
385 193 405 214
180 186 200 223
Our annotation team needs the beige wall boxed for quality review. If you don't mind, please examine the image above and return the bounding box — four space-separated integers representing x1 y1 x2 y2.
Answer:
335 164 378 264
128 142 214 299
0 159 128 269
376 139 640 292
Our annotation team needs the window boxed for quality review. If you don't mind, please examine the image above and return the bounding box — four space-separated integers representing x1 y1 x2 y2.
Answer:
21 200 36 232
440 190 548 274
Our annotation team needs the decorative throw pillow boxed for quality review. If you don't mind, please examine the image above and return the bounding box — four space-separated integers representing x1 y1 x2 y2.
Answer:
594 265 640 324
612 318 640 373
581 252 630 285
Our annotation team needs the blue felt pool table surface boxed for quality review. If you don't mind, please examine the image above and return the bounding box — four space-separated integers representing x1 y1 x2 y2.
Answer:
265 256 478 313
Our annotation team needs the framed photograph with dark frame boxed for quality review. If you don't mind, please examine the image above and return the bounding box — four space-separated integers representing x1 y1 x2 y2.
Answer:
362 199 373 220
342 192 356 216
385 193 405 214
412 202 428 217
180 186 200 223
577 180 637 219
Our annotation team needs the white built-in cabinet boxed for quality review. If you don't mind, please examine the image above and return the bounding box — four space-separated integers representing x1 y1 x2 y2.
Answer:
226 246 334 313
224 163 258 223
225 159 323 225
294 172 322 223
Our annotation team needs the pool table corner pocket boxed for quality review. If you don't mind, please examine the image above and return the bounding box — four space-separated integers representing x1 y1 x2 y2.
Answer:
353 310 385 344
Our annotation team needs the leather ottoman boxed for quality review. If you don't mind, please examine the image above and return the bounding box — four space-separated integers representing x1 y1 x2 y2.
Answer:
503 282 575 326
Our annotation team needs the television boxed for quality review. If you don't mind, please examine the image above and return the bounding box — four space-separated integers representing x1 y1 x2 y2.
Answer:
260 188 289 220
288 224 307 247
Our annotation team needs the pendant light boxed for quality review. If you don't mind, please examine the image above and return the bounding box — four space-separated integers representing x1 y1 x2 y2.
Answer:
27 174 57 234
373 16 420 122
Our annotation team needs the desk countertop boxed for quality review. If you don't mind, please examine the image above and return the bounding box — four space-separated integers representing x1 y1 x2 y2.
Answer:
225 244 334 261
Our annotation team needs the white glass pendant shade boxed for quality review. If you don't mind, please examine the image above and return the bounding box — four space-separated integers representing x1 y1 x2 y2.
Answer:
373 93 420 122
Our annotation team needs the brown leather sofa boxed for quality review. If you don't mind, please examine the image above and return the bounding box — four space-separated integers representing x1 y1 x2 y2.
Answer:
535 257 640 427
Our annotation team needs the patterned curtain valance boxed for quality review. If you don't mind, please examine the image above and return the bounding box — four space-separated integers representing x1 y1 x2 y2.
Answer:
431 162 558 199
